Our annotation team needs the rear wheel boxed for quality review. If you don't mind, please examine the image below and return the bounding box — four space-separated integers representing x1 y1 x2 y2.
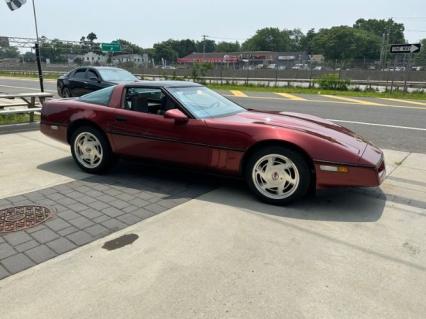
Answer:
70 126 114 174
62 87 72 98
245 146 311 205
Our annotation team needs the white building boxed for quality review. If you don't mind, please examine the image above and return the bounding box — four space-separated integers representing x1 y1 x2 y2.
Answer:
112 53 148 66
82 52 107 64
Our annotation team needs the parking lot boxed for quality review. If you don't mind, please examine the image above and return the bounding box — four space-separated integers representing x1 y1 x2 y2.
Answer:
0 124 425 318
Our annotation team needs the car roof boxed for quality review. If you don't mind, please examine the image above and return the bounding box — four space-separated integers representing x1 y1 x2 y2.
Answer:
124 80 203 88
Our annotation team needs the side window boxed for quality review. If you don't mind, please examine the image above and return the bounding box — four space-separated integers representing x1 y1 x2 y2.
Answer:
79 86 115 106
72 69 86 79
124 87 177 115
86 70 99 80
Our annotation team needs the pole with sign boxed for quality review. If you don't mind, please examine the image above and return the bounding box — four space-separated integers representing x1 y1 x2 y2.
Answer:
390 43 421 54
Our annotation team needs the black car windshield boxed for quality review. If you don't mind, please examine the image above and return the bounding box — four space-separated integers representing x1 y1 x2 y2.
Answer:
98 68 137 82
168 86 245 119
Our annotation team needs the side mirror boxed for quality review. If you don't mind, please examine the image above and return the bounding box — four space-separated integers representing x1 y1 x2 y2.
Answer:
89 77 99 82
164 109 188 124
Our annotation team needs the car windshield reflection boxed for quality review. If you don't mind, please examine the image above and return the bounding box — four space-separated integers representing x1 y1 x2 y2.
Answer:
168 86 246 119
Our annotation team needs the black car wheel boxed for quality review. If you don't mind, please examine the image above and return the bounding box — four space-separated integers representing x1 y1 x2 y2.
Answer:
245 146 311 205
62 87 72 98
70 126 115 174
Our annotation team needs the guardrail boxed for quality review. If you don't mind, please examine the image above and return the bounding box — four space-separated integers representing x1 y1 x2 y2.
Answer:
1 70 426 91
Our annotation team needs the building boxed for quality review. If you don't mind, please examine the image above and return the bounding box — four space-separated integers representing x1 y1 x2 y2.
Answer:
82 52 107 65
309 54 325 64
177 51 309 68
112 53 149 66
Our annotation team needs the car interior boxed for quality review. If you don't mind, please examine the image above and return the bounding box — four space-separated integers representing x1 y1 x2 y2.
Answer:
124 88 177 115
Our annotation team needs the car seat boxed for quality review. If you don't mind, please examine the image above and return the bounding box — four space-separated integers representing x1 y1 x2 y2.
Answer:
130 95 149 113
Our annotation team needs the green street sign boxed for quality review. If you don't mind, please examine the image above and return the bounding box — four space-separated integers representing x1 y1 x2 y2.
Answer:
100 41 121 52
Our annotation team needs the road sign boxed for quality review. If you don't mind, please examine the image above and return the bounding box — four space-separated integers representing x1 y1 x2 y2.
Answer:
100 41 121 52
390 43 421 54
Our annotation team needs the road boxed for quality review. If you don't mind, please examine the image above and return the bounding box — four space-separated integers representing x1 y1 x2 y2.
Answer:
1 77 425 153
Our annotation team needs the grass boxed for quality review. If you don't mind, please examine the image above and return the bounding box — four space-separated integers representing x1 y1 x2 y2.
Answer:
0 114 40 125
207 83 426 100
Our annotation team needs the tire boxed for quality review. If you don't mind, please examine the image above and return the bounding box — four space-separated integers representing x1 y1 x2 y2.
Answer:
70 126 115 174
62 87 72 98
245 146 312 205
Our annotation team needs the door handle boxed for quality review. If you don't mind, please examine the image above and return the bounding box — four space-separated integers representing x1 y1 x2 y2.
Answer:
115 116 127 122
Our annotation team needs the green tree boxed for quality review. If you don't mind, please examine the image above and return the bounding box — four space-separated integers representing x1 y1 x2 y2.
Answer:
0 46 19 58
117 39 144 55
153 42 178 64
287 29 305 51
353 18 405 44
312 26 381 61
216 41 240 52
415 39 426 66
87 32 98 43
300 28 317 53
242 27 291 51
196 39 216 53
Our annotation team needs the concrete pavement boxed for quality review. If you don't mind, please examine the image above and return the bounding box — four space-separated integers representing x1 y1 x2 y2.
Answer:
0 130 425 318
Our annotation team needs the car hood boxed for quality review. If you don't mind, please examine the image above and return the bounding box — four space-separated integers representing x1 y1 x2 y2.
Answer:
224 111 369 156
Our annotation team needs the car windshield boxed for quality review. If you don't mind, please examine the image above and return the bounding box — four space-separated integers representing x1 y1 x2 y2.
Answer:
98 68 137 82
167 86 245 119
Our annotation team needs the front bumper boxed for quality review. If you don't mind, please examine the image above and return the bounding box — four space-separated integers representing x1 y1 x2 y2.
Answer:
315 144 386 188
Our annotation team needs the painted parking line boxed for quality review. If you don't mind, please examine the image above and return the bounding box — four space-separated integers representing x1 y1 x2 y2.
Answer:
381 98 426 106
328 119 426 131
230 90 248 97
321 95 386 106
275 92 306 101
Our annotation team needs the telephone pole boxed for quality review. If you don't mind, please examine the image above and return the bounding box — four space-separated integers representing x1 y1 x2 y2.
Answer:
32 0 44 92
202 35 208 58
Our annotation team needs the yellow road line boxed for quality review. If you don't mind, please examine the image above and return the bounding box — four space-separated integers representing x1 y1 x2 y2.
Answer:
321 94 385 106
230 90 248 97
381 98 426 106
275 93 306 101
222 94 426 111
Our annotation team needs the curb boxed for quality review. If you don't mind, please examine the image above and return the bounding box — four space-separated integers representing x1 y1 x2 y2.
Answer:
0 122 40 135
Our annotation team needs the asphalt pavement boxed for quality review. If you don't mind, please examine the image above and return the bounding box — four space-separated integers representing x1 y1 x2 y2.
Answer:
1 77 425 153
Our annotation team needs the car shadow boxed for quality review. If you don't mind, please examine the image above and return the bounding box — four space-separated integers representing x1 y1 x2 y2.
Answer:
37 157 386 223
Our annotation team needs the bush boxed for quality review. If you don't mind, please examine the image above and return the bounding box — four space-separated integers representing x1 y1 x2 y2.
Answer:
315 73 350 91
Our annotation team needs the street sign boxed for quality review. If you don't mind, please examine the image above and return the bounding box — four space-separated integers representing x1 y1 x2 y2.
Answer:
100 41 121 53
390 43 421 54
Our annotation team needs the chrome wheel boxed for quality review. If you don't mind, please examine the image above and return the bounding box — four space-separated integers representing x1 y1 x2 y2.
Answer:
252 154 300 200
74 132 103 169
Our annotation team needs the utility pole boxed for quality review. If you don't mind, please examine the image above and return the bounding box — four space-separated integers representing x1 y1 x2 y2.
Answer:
202 35 208 58
32 0 44 92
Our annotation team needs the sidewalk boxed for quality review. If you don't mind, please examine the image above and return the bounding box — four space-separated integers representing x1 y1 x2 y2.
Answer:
0 130 425 318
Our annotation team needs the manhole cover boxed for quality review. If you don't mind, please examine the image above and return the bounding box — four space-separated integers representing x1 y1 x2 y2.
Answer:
0 206 54 233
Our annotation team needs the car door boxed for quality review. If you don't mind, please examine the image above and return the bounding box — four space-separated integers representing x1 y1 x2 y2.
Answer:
109 86 209 168
68 68 87 96
84 69 104 95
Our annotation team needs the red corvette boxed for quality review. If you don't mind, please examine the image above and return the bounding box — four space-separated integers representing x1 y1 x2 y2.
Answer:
40 81 385 205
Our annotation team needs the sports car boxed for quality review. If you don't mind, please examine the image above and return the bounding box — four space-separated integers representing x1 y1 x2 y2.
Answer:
57 66 139 98
40 81 386 205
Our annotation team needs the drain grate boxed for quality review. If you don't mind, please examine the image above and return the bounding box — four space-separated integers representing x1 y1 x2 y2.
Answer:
0 205 54 233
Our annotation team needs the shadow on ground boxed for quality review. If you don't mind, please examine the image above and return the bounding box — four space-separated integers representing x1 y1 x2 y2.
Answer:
38 156 387 223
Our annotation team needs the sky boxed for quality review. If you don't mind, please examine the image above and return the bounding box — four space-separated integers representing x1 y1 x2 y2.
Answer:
0 0 425 47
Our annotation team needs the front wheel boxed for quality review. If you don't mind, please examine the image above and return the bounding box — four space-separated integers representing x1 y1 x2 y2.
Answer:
70 126 115 174
245 146 312 205
62 87 72 98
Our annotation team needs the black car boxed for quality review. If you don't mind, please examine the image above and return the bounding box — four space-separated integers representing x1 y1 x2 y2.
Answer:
57 66 139 97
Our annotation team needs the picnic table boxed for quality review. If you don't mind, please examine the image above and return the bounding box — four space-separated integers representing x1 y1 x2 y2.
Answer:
0 92 54 122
